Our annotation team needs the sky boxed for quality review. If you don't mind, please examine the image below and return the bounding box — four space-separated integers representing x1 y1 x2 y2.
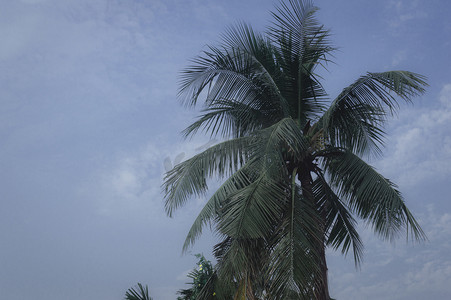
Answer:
1 0 450 299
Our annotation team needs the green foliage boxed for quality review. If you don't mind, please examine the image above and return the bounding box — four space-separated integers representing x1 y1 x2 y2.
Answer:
164 0 427 298
177 254 216 300
125 283 152 300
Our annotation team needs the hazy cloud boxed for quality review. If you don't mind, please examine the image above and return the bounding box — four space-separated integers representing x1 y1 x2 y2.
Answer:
1 0 449 299
330 204 451 299
376 83 451 188
386 0 428 31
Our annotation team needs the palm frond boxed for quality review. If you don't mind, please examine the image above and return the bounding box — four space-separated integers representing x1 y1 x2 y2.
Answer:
180 117 309 250
182 164 257 252
215 117 309 238
313 174 364 266
125 283 152 300
196 269 235 300
179 30 289 134
213 237 268 294
220 22 291 118
266 186 321 299
320 71 427 157
322 148 426 241
269 0 323 57
269 0 334 123
217 175 287 239
163 136 255 216
182 98 275 139
255 117 309 160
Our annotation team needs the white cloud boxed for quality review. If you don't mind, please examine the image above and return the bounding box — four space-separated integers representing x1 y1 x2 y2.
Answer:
440 84 451 107
329 204 451 300
93 143 164 217
391 50 407 66
91 135 219 218
376 83 451 187
386 0 428 30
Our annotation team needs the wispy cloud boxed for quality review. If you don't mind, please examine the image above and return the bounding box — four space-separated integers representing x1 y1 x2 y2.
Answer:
329 204 451 299
386 0 428 32
329 83 451 300
391 50 407 66
375 83 451 188
90 135 218 219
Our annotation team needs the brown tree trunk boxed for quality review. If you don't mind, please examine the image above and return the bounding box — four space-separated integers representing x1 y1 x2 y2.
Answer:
298 164 330 300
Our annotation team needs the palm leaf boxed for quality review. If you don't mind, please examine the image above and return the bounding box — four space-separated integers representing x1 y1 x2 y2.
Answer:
163 136 255 216
215 118 309 238
269 0 333 123
322 148 426 241
320 71 427 157
181 117 309 250
266 185 321 299
182 99 274 139
182 163 257 251
213 237 268 296
125 283 152 300
179 36 289 131
312 174 363 266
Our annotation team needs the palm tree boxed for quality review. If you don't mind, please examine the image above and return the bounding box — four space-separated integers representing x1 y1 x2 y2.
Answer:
177 254 216 300
163 0 427 298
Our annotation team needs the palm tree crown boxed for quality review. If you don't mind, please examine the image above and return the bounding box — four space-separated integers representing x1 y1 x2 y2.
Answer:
163 0 427 298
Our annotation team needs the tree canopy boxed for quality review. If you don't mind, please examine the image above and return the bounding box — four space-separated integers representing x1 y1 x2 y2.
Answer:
163 0 427 298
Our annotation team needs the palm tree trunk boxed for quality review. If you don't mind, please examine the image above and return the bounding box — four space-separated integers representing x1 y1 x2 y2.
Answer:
298 165 330 300
317 241 330 300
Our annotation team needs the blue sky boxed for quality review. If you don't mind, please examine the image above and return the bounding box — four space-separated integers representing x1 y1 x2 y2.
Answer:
1 0 450 299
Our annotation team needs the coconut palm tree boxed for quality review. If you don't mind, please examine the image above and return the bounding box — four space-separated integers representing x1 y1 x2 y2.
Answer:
177 254 216 300
163 0 427 298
